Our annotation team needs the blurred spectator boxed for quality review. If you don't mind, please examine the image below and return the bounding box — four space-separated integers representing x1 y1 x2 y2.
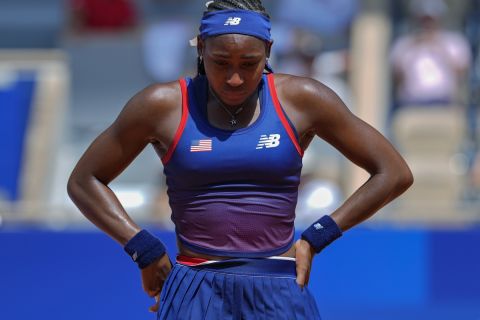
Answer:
390 0 471 108
140 0 204 82
275 0 359 41
271 26 323 77
70 0 137 31
142 20 193 82
272 0 358 76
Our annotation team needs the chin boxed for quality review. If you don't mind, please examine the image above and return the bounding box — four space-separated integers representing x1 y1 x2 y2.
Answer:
220 90 254 106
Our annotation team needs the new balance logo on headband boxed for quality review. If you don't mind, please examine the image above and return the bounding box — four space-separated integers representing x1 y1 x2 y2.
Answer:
224 17 242 26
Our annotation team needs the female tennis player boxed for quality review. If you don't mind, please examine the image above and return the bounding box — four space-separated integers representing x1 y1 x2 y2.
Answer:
67 0 413 318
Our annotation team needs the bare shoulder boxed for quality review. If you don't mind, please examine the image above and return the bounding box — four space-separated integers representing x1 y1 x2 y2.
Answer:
272 73 351 134
273 73 343 108
120 81 181 125
114 80 183 143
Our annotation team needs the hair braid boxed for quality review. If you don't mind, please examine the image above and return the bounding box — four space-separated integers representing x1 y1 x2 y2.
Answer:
206 0 269 18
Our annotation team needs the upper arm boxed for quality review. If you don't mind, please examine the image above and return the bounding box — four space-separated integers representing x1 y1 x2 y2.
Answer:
70 82 181 185
281 75 407 175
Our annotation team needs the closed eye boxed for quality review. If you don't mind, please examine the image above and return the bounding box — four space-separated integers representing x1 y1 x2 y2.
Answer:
242 61 261 68
213 60 229 66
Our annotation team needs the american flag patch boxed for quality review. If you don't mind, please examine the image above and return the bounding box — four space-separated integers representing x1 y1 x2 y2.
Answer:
190 139 212 152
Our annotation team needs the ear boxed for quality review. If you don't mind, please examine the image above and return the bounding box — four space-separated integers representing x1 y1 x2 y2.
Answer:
265 40 273 58
197 36 204 57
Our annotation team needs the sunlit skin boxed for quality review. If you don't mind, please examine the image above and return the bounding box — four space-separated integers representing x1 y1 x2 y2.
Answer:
67 30 413 312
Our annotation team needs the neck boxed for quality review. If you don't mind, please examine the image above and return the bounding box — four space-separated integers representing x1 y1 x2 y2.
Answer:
206 86 261 129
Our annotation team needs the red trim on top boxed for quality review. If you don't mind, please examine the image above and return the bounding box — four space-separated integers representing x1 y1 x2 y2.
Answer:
161 79 189 165
266 74 304 157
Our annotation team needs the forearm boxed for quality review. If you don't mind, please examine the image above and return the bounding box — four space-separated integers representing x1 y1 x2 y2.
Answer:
67 175 141 245
331 168 412 231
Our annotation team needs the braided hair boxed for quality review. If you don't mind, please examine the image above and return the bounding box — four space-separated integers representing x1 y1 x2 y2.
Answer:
206 0 269 18
197 0 270 75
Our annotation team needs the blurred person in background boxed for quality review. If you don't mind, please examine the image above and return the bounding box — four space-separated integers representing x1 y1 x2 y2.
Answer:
70 0 137 32
390 0 471 110
272 0 358 77
67 0 413 319
141 0 205 82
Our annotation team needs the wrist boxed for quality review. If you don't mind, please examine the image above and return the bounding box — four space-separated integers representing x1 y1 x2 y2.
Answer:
124 229 167 269
301 215 342 253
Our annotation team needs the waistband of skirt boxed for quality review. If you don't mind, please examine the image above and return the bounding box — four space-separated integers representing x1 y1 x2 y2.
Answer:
176 255 297 278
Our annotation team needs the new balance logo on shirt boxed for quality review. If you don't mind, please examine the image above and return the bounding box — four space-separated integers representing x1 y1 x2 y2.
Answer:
224 17 242 26
256 134 281 149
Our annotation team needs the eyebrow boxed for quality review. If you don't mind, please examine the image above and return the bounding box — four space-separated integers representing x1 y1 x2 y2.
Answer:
210 52 263 59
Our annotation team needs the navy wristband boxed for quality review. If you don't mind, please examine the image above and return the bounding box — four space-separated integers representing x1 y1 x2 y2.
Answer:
124 230 166 269
301 215 342 253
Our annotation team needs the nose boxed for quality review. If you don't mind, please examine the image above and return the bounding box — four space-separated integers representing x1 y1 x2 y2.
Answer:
226 72 244 87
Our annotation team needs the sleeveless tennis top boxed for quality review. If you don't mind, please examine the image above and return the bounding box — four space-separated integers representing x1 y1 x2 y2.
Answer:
162 74 303 257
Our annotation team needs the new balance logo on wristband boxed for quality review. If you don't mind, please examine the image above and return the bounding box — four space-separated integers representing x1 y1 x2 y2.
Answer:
301 215 342 253
314 223 324 230
224 17 242 26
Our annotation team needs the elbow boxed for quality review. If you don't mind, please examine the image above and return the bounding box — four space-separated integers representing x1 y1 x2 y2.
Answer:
395 164 414 194
66 170 87 203
66 172 79 202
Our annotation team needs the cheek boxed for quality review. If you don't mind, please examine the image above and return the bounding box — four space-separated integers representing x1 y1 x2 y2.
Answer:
249 65 266 85
242 62 266 83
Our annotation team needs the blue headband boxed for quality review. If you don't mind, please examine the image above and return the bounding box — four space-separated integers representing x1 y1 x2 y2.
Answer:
199 9 271 42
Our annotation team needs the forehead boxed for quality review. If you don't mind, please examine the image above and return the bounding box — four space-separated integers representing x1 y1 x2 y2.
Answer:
204 34 266 56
